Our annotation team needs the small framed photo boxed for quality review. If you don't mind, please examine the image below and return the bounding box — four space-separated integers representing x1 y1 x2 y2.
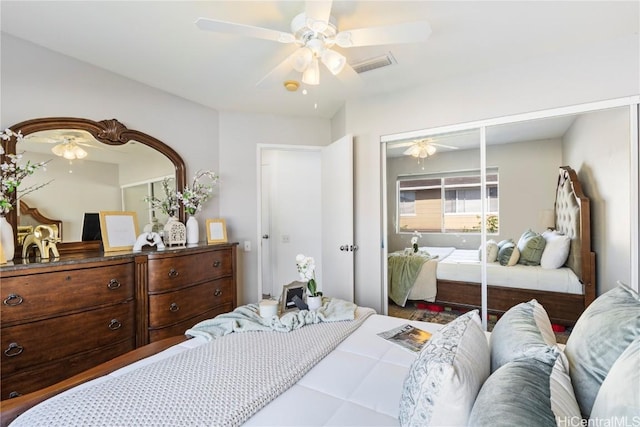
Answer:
99 211 139 252
280 281 307 312
206 218 228 244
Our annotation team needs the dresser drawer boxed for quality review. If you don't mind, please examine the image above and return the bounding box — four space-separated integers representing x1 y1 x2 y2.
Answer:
1 262 134 325
148 277 234 328
149 305 233 342
147 248 232 293
1 339 135 400
1 301 135 376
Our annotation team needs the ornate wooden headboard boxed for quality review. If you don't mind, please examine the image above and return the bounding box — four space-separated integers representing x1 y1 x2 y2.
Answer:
18 200 63 241
554 166 596 306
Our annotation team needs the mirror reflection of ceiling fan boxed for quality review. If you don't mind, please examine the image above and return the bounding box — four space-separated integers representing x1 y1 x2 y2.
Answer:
25 130 99 160
399 138 460 159
195 0 431 87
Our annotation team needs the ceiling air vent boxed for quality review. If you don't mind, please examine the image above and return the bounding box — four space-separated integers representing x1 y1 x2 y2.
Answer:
351 52 397 74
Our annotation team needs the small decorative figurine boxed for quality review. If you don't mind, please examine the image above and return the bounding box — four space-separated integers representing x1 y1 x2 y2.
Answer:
133 232 165 251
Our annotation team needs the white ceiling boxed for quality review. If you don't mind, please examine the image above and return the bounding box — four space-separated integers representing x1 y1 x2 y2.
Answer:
2 1 637 119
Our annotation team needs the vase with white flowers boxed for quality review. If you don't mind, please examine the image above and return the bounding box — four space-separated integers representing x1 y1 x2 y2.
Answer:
411 231 422 253
296 254 323 310
177 170 219 245
1 128 51 261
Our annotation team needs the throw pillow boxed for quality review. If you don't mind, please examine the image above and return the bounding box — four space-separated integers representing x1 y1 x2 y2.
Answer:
564 282 640 418
540 230 571 269
497 241 520 266
590 337 639 421
469 347 581 427
517 229 546 266
399 310 490 427
478 239 499 262
489 299 556 373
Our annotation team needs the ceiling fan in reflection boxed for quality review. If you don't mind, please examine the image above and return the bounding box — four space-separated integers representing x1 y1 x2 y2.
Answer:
195 0 432 87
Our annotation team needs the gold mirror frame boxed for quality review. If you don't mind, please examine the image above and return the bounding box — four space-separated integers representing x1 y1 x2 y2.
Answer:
1 117 186 255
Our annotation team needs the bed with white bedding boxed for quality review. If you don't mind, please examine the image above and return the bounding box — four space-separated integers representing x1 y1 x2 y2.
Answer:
3 283 637 427
390 166 596 325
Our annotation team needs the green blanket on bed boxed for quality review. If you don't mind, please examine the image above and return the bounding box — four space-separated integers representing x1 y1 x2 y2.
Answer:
388 251 434 307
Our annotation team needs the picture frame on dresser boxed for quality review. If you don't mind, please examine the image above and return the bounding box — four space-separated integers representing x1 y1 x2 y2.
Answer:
99 211 139 252
206 218 227 244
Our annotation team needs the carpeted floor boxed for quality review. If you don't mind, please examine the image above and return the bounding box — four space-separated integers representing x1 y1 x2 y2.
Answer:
388 300 572 344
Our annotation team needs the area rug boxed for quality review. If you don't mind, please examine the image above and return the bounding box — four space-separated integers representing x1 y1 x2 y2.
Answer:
389 301 572 345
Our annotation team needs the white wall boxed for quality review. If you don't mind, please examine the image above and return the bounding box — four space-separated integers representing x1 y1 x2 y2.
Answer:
342 34 639 312
563 107 632 293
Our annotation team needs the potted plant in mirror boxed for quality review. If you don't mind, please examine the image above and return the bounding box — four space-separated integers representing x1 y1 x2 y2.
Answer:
177 170 218 245
296 254 323 310
144 177 185 246
1 128 52 262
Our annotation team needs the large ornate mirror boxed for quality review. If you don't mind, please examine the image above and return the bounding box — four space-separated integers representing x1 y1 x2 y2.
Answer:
1 117 186 254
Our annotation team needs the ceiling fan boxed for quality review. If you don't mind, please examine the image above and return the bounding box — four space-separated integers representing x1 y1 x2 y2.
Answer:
195 1 432 87
25 130 98 160
401 139 460 159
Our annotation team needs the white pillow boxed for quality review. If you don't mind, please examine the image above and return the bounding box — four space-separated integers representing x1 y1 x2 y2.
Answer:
479 239 499 262
590 337 639 421
399 310 490 426
540 230 571 269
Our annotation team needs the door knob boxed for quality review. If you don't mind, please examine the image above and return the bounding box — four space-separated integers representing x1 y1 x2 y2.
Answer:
262 234 269 239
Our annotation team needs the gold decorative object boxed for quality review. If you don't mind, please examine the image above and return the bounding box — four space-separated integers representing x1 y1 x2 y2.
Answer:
21 224 61 259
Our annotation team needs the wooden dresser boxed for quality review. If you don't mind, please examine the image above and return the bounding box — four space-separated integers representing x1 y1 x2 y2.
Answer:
0 243 237 399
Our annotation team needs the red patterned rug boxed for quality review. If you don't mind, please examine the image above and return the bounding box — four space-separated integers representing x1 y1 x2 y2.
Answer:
390 301 571 345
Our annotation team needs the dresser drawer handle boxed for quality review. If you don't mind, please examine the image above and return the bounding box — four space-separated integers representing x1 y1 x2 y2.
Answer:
4 342 24 357
3 294 23 306
168 268 179 278
107 279 121 290
169 303 180 312
108 319 122 330
213 260 222 268
214 289 223 297
8 391 22 399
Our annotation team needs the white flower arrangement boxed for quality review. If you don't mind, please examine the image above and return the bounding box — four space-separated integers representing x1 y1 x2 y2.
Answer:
296 253 321 297
411 231 422 253
0 129 52 215
177 170 219 215
144 177 179 217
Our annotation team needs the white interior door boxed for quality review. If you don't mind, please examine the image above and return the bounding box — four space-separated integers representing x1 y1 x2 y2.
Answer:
321 134 355 301
260 162 273 296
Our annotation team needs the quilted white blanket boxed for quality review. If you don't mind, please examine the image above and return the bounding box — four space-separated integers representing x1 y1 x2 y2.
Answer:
12 306 376 427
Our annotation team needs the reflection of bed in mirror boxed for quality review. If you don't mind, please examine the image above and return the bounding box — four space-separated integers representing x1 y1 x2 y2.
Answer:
389 166 596 325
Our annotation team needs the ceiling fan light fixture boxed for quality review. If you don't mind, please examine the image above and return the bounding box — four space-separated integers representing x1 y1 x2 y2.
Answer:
302 57 320 85
335 31 353 48
52 141 88 160
321 49 346 75
290 47 313 72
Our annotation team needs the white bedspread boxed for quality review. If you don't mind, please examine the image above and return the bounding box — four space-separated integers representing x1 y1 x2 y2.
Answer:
11 314 450 427
437 249 583 294
12 307 375 427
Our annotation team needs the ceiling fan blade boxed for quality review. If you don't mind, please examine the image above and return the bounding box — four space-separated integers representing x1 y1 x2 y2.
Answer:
334 63 363 89
403 146 420 156
336 20 432 48
256 51 297 88
431 142 460 150
305 0 333 26
195 17 295 44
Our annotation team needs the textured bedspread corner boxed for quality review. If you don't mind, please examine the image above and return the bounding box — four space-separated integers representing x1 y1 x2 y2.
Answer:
185 297 359 340
12 305 376 427
388 252 435 307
